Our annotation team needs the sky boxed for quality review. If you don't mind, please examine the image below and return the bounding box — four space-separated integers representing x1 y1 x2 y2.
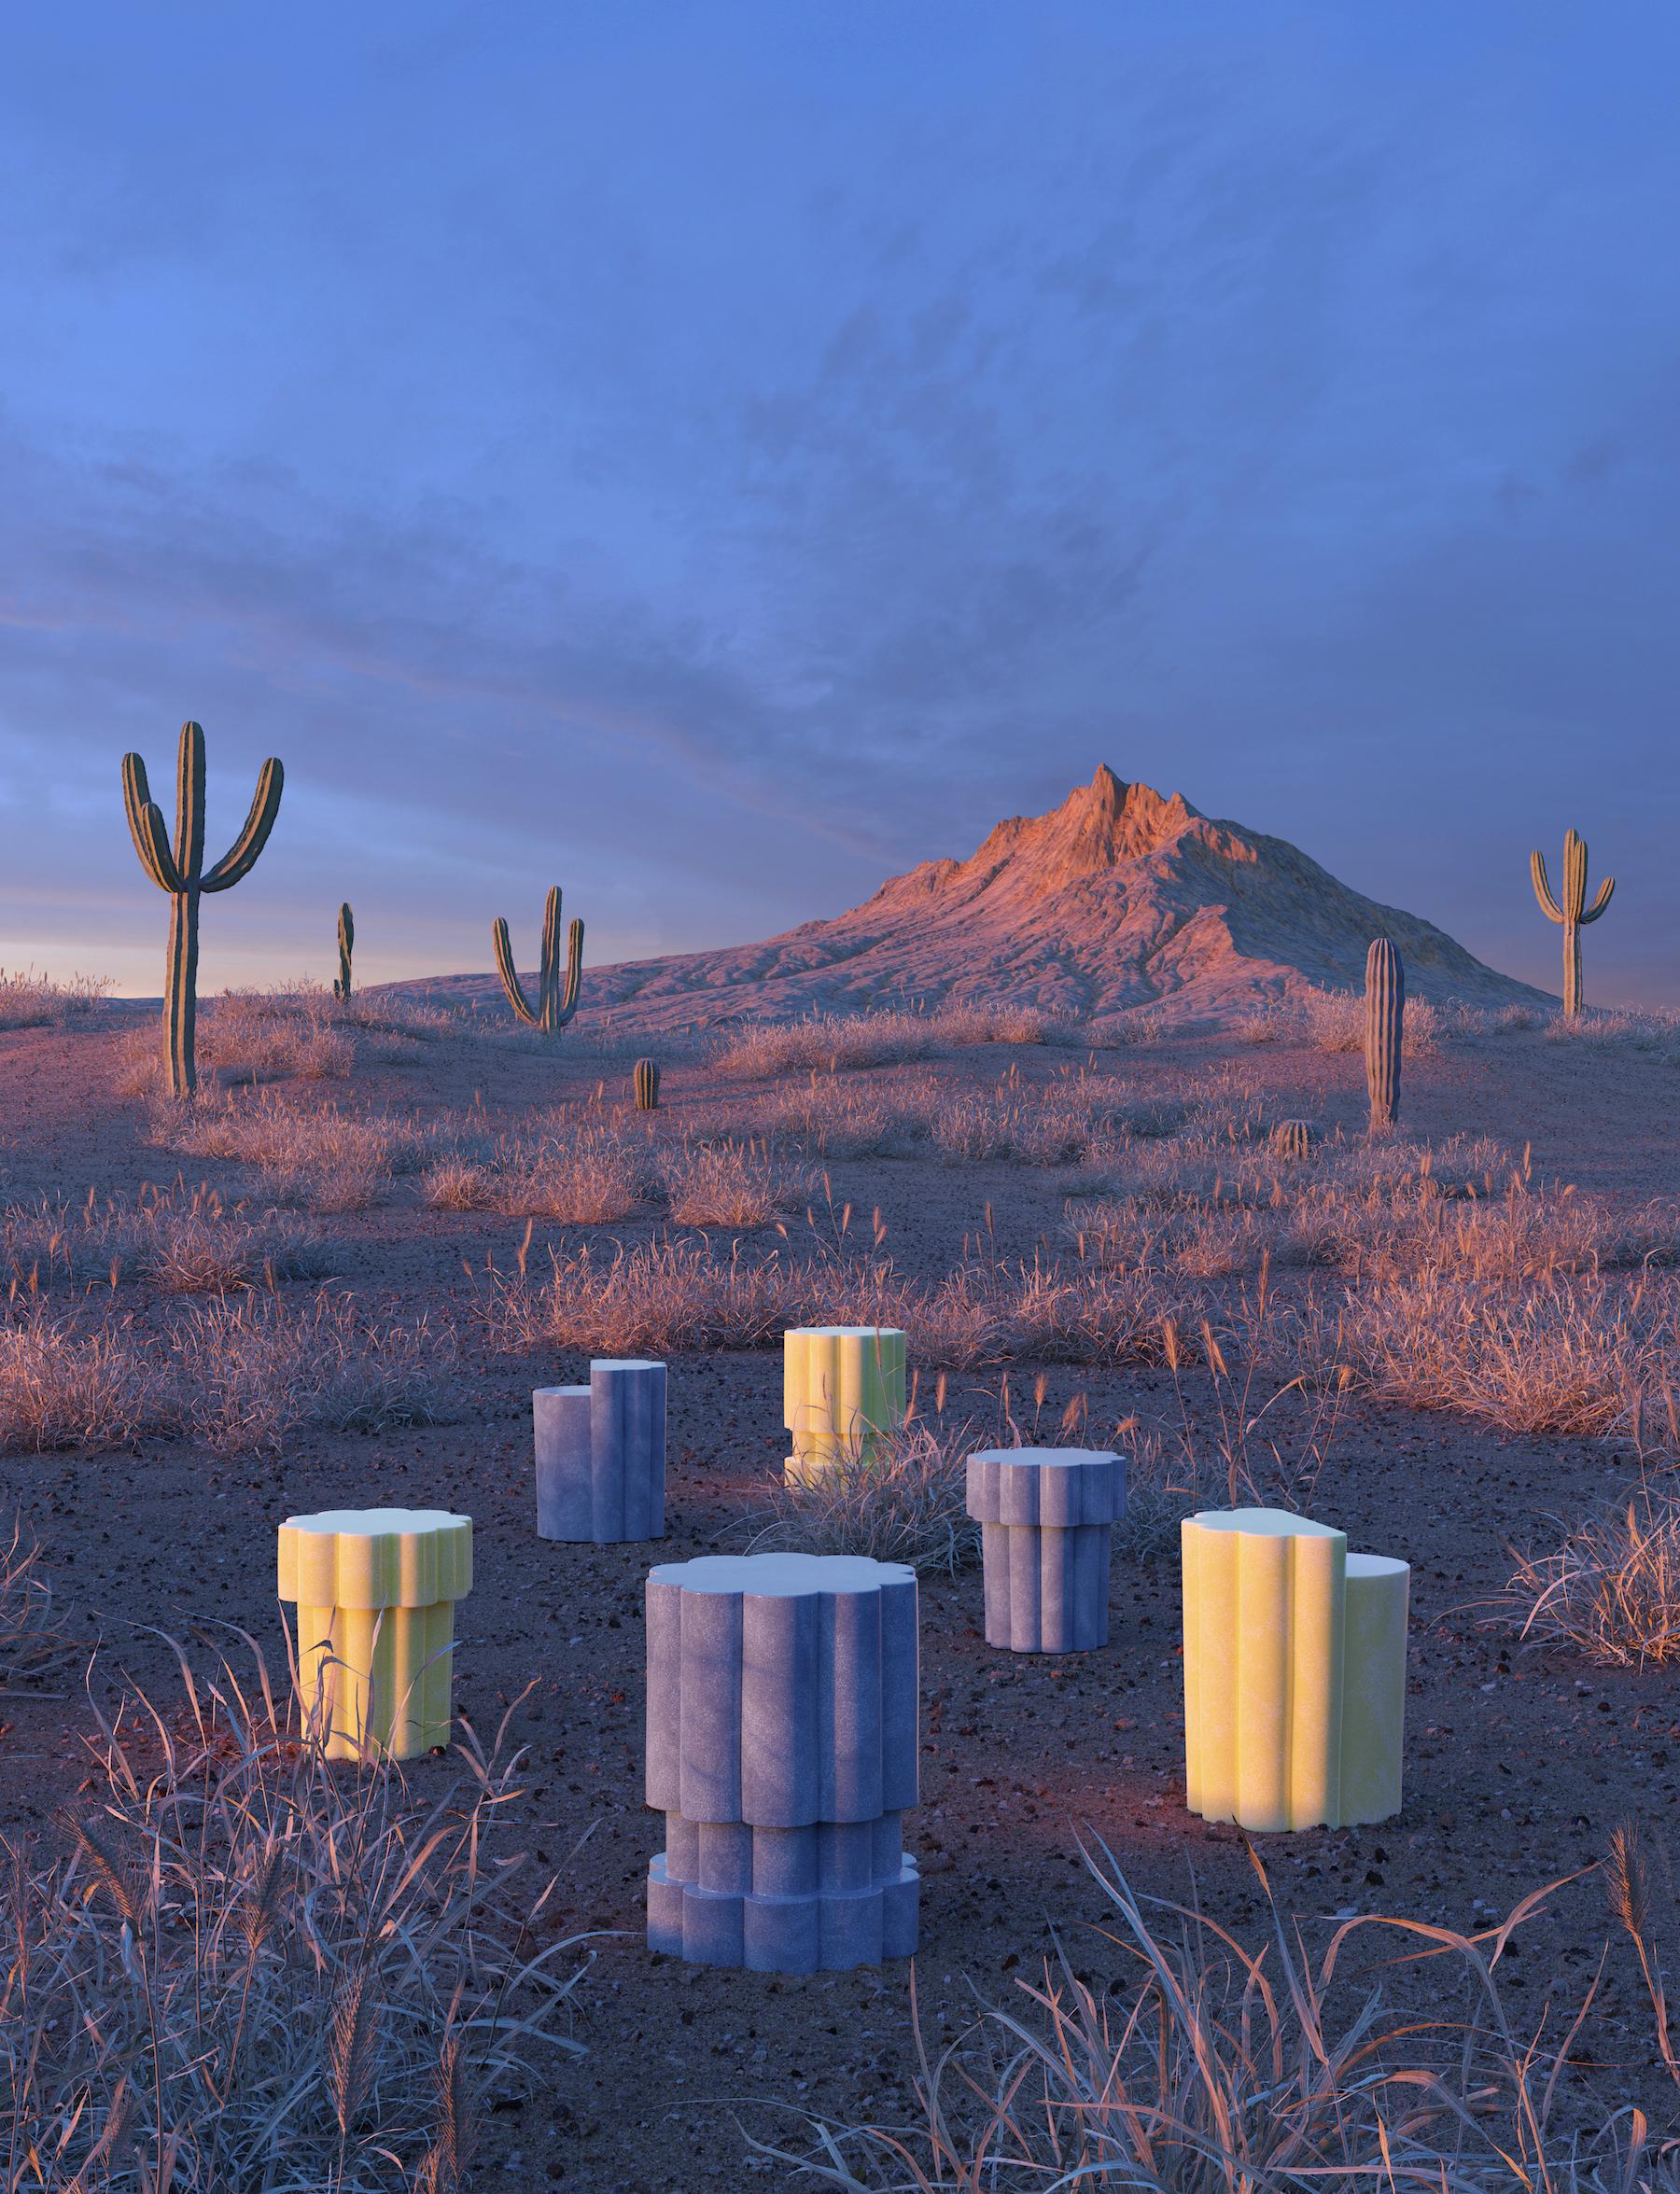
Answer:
3 1 1676 1005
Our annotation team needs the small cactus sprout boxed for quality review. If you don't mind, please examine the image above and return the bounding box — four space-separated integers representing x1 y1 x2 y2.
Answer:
1364 937 1404 1132
1269 1119 1315 1160
1531 827 1614 1018
634 1058 661 1110
333 901 355 1000
121 720 284 1097
492 885 582 1035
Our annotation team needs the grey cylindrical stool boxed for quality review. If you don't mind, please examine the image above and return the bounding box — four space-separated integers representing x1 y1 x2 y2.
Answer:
534 1360 666 1543
967 1447 1127 1652
645 1552 919 1973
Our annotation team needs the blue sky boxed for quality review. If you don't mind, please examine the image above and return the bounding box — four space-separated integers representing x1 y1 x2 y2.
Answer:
3 2 1675 1002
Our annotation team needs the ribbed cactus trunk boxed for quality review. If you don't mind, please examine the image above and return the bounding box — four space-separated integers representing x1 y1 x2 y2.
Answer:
1531 829 1614 1019
1364 938 1404 1132
333 902 355 1000
122 721 284 1098
634 1058 660 1110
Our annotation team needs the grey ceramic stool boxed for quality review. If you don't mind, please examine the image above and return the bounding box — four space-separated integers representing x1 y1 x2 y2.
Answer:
967 1446 1127 1652
534 1360 666 1543
645 1552 919 1973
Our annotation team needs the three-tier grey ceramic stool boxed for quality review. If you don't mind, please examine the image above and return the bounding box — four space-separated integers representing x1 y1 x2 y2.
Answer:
966 1446 1127 1652
645 1552 919 1972
534 1359 666 1543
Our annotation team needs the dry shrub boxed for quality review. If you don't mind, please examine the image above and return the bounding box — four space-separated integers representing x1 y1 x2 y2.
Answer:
171 1292 452 1455
753 1077 937 1160
3 1638 590 2191
0 1292 448 1457
1544 1005 1680 1059
497 1125 657 1223
662 1139 810 1227
2 1186 328 1293
1506 1487 1680 1667
1322 1270 1680 1444
0 1314 161 1453
422 1157 496 1210
487 1238 803 1356
153 1097 404 1211
0 968 114 1031
753 1841 1668 2191
713 1002 1073 1078
738 1418 981 1575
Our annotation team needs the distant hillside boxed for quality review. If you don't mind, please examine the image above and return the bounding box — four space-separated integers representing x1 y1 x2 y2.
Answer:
387 765 1549 1032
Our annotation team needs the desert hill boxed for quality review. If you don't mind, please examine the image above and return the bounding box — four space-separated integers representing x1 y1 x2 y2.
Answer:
397 766 1548 1032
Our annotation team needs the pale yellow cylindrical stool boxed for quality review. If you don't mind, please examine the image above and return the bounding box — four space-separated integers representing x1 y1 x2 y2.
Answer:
277 1508 472 1760
1181 1507 1407 1831
782 1327 906 1488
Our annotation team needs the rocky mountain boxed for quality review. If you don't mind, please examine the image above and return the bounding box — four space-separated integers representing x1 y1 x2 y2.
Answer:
399 766 1547 1032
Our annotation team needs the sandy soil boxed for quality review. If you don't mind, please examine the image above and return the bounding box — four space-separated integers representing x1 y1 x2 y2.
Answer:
2 1015 1676 2189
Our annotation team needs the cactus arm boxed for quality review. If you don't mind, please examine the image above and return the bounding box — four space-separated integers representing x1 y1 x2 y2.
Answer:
201 758 285 892
334 901 355 999
1530 850 1563 924
121 755 184 893
1580 874 1615 924
555 916 584 1027
492 916 539 1025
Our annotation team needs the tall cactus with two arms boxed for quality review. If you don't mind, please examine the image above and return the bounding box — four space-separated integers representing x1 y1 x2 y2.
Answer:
492 886 582 1034
1364 936 1404 1132
333 902 355 1000
121 721 284 1097
1531 829 1613 1018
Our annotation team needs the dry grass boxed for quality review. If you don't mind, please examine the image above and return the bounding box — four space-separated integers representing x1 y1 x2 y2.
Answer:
1505 1486 1680 1667
421 1124 656 1224
0 1516 74 1688
485 1237 803 1356
170 1291 453 1455
0 968 114 1031
737 1418 982 1575
151 1097 410 1211
752 1840 1667 2191
661 1138 811 1227
3 1185 328 1293
712 1002 1075 1077
0 1291 449 1457
2 1637 591 2191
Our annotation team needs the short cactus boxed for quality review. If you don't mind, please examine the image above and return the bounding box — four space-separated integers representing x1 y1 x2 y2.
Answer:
333 902 355 1000
1269 1119 1315 1160
1364 938 1404 1132
121 720 284 1097
634 1058 660 1110
492 885 582 1034
1531 828 1613 1018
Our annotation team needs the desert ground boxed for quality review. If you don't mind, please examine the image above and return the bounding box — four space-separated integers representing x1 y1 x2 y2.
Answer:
3 980 1678 2190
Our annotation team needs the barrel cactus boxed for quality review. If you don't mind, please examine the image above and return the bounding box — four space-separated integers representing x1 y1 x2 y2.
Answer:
1364 938 1404 1132
1531 828 1613 1018
634 1058 660 1110
333 902 355 1000
1269 1119 1316 1160
121 720 284 1097
492 886 582 1035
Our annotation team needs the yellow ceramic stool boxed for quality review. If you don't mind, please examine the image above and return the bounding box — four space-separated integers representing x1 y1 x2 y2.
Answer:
278 1507 472 1760
782 1326 907 1487
1181 1507 1408 1831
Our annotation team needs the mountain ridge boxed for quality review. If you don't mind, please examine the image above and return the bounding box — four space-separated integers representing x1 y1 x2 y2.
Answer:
390 765 1549 1030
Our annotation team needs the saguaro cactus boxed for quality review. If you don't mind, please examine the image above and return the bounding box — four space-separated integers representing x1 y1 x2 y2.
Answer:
1531 829 1614 1018
1364 937 1404 1132
492 885 582 1034
333 902 355 999
121 720 284 1097
634 1058 660 1110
